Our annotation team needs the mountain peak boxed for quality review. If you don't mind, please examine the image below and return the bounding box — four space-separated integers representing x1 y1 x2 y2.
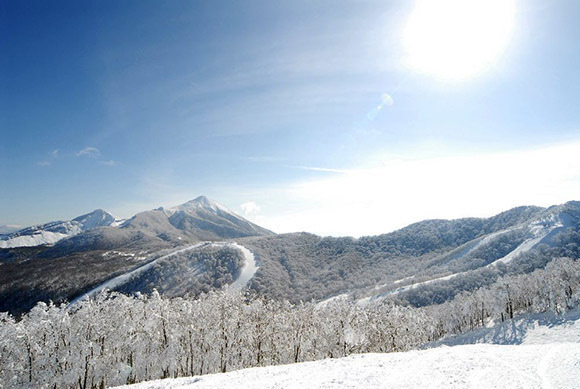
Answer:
174 196 229 213
72 209 118 229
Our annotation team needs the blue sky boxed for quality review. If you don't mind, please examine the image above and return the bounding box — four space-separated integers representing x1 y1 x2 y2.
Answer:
2 0 580 236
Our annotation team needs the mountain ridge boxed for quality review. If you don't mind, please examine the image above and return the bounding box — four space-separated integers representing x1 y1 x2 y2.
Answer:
0 209 121 248
1 200 578 316
0 196 273 250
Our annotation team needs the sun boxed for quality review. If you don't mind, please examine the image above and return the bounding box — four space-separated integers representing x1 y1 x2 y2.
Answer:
402 0 516 81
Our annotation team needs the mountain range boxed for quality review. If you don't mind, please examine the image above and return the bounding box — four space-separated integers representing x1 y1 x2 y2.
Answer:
0 196 272 252
0 209 122 248
1 197 579 315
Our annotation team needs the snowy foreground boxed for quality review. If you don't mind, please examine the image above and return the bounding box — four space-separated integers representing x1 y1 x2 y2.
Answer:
114 309 580 389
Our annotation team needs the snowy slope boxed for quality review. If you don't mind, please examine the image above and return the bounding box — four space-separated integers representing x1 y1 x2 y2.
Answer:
71 241 258 304
358 207 579 306
228 243 259 291
114 310 580 389
0 209 121 248
122 196 273 241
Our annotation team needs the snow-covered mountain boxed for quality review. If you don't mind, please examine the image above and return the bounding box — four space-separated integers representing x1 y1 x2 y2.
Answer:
123 195 273 240
0 196 272 250
2 199 579 316
0 209 121 248
355 201 580 306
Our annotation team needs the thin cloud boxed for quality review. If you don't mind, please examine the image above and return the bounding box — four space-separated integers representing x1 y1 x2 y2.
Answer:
51 149 59 158
76 147 101 158
99 160 117 167
37 161 51 167
245 156 286 163
293 166 351 174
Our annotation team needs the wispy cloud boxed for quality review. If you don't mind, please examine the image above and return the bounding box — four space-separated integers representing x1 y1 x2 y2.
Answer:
292 166 351 174
36 148 61 167
245 156 287 163
75 147 116 166
76 147 101 158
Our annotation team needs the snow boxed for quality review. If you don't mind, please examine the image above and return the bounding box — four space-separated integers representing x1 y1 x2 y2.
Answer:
315 293 349 309
228 243 259 291
0 209 120 248
430 308 580 347
0 230 70 248
358 272 461 306
392 275 415 285
166 196 233 216
488 213 571 266
112 309 580 389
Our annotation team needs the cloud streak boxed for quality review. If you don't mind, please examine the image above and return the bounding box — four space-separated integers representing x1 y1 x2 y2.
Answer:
76 147 101 158
293 166 351 174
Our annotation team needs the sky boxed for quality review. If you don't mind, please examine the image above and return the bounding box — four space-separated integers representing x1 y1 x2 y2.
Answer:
1 0 580 237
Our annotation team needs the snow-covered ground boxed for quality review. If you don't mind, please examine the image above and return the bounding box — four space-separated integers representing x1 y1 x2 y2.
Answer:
489 213 571 266
228 243 258 291
114 309 580 389
0 230 71 248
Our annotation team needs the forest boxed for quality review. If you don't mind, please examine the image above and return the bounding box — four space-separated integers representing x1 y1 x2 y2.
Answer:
1 256 578 389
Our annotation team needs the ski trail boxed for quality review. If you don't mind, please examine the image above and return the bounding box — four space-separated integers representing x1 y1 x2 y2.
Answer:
69 242 209 305
228 243 258 291
70 241 258 305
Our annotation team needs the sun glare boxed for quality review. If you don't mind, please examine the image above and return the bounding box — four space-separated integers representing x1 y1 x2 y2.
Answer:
403 0 516 80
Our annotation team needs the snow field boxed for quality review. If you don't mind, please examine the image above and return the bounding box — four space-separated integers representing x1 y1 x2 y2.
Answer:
113 344 579 389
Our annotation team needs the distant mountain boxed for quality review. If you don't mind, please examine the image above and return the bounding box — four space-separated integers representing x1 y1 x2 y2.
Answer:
123 195 273 241
0 196 273 251
0 209 121 248
1 200 579 316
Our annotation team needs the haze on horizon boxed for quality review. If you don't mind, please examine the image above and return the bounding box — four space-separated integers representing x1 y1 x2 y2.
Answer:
2 0 580 237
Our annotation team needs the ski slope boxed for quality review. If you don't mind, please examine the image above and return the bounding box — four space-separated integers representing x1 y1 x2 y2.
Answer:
71 242 258 305
113 309 580 389
228 242 259 291
358 212 574 306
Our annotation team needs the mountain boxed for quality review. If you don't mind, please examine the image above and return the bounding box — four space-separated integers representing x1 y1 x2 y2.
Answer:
1 200 579 316
0 196 273 252
123 195 273 241
0 209 121 249
42 196 274 259
0 196 274 315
